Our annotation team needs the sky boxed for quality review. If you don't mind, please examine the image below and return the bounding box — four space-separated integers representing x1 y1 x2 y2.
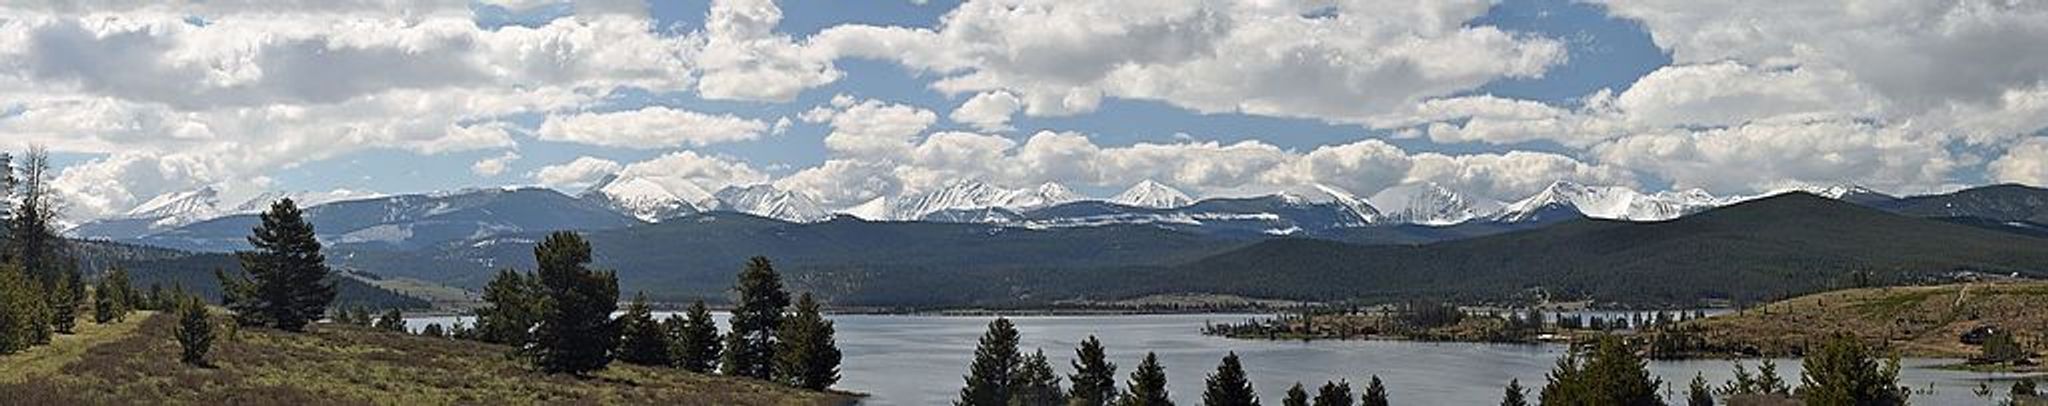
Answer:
4 0 2048 221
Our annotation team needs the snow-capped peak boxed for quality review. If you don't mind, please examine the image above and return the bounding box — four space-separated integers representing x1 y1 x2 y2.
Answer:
1002 182 1085 210
1370 182 1502 226
1111 180 1194 209
837 196 891 221
886 181 1017 221
125 186 222 220
581 174 710 223
1493 181 1719 223
1274 184 1383 223
230 189 384 214
712 184 832 223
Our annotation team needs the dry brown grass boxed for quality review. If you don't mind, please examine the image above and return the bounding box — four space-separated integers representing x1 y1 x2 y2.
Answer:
1687 281 2048 358
2 312 858 405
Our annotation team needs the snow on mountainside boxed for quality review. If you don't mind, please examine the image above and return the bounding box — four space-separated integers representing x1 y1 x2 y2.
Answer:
838 196 891 221
1370 183 1503 225
880 181 1087 221
712 185 833 223
231 189 386 213
1492 181 1723 223
580 174 707 222
124 186 224 228
1110 180 1194 209
1277 184 1383 225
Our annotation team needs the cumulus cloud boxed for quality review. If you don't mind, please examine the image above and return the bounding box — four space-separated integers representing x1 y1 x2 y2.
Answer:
614 151 770 194
950 90 1022 131
531 156 621 191
1990 137 2048 187
471 151 522 177
811 0 1566 123
536 106 769 149
692 0 840 102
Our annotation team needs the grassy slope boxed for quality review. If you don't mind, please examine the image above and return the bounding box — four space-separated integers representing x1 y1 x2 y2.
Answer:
0 311 156 384
1687 281 2048 358
2 313 856 406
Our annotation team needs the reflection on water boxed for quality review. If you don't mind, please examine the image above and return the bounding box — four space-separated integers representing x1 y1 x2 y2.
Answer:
408 313 2030 405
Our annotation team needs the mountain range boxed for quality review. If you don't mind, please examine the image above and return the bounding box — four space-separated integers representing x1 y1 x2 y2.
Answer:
65 175 2048 308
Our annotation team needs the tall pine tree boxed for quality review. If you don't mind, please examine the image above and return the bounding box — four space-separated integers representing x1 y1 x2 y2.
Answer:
724 256 789 380
958 317 1023 406
0 263 49 353
173 294 214 366
1686 373 1713 406
1013 349 1065 406
670 300 722 373
1358 376 1386 406
1283 383 1310 406
774 292 842 390
1312 381 1352 406
475 268 542 346
1068 335 1119 406
4 147 65 286
1798 334 1908 405
530 232 620 376
1539 336 1664 406
1501 379 1528 406
1202 352 1258 406
616 292 670 366
97 266 132 322
1121 352 1172 406
49 265 80 334
233 198 336 332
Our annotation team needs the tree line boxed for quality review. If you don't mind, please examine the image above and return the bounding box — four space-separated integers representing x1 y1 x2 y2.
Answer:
0 148 175 355
956 318 1919 406
453 232 842 391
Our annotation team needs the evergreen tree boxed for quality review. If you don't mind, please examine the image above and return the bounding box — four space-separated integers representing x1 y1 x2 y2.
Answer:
474 269 542 346
374 309 405 332
775 292 842 390
1501 379 1527 406
142 283 165 311
93 278 120 324
1312 381 1352 406
173 294 213 366
1687 373 1713 406
234 198 337 332
530 232 620 376
724 256 789 380
4 147 66 286
50 265 80 334
1202 352 1258 406
1121 352 1172 406
1754 359 1789 395
1540 336 1664 406
1283 383 1310 406
1798 334 1907 406
0 263 50 353
670 300 723 373
349 306 374 327
421 323 446 338
1359 376 1386 406
959 317 1023 406
616 292 671 366
1067 335 1119 406
101 266 132 319
1013 349 1066 406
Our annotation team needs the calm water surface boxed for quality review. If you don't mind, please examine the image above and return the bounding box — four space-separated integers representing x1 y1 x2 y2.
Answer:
409 313 2033 405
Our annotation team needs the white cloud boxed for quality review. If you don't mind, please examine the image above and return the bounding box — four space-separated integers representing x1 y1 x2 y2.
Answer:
1990 137 2048 187
49 152 227 219
804 97 940 158
691 0 840 102
1592 118 1959 195
950 90 1022 131
530 156 621 191
615 151 770 194
536 106 768 149
471 151 521 177
806 0 1565 123
420 122 519 155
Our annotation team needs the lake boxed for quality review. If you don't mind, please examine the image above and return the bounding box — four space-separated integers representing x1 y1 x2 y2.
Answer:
409 313 2034 405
